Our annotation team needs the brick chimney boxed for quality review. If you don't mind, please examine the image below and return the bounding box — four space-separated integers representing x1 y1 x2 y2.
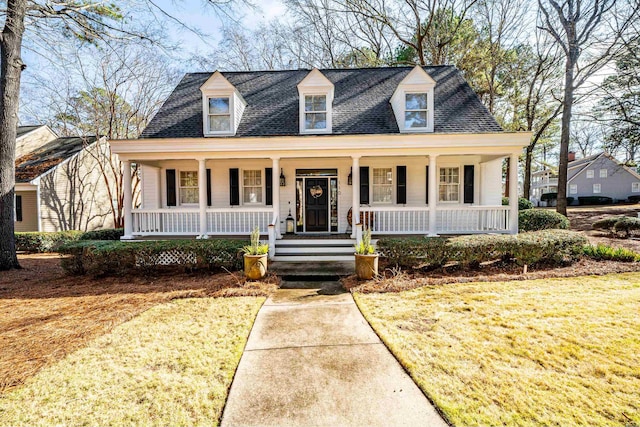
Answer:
568 151 576 162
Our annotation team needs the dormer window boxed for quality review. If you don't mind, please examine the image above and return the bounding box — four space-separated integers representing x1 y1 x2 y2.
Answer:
405 93 428 129
304 95 327 130
208 97 231 132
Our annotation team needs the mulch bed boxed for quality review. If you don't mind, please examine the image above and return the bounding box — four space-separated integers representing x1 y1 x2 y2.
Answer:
343 258 640 294
0 254 278 393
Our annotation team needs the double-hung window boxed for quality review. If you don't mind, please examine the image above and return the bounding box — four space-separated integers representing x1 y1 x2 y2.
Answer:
439 167 459 202
304 95 327 130
593 183 601 194
569 184 577 194
179 171 199 204
600 169 608 178
243 170 263 204
207 97 231 132
405 93 428 129
586 169 594 179
633 182 640 193
372 168 393 203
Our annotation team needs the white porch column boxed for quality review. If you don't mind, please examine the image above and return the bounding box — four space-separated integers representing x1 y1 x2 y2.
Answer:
351 155 361 239
198 158 208 238
428 154 438 236
271 157 282 238
509 152 519 234
122 160 134 239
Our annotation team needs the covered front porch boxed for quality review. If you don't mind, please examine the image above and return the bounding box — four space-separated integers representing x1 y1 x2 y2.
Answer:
117 144 521 242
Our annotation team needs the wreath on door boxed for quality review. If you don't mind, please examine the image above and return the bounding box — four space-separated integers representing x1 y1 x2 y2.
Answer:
347 207 375 228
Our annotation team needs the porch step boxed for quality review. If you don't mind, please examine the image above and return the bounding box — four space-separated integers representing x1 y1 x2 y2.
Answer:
274 238 359 262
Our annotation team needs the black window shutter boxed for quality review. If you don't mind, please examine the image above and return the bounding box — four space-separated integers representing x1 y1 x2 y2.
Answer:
397 166 407 204
229 168 240 206
464 165 475 204
206 169 212 207
425 165 429 204
360 166 369 205
15 195 22 222
265 168 273 206
166 169 176 207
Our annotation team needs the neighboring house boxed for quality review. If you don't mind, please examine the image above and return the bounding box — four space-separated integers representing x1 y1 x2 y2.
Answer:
111 65 530 259
14 133 116 232
531 151 640 205
16 125 58 159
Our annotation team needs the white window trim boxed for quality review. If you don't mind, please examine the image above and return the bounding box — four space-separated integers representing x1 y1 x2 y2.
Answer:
633 182 640 193
600 169 608 178
586 169 594 179
179 169 199 206
203 94 234 136
569 184 577 194
404 92 430 131
438 166 461 203
241 169 265 206
371 167 394 204
593 183 601 194
299 90 333 134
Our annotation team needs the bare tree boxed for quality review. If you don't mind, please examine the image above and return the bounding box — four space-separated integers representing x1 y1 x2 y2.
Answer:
538 0 640 216
570 120 603 158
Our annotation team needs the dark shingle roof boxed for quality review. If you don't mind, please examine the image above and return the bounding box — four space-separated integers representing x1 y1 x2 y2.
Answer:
15 136 98 183
17 125 44 138
140 66 502 139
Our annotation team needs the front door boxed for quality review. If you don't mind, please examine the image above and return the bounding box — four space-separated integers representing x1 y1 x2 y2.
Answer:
305 178 329 232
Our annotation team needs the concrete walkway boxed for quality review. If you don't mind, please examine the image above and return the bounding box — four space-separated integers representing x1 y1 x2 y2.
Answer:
220 280 448 427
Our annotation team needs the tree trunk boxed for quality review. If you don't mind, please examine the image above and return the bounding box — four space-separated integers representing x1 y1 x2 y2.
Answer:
523 145 533 200
0 0 27 270
556 55 575 217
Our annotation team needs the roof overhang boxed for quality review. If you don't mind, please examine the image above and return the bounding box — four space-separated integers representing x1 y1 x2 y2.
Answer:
111 132 531 160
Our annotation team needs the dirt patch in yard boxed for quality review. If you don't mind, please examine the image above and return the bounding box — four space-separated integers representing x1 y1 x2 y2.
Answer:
0 253 278 393
344 258 640 294
568 204 640 251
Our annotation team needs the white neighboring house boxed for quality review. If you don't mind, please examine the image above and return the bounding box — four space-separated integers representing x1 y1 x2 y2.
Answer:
111 66 530 260
14 128 116 232
531 151 640 205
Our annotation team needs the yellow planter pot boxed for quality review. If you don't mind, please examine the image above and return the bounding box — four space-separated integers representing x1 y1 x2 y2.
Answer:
355 253 379 280
244 254 268 280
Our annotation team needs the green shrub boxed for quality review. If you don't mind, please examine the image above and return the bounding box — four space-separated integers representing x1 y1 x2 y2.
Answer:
518 209 569 232
377 230 586 269
578 196 613 205
59 239 248 276
592 216 625 232
501 197 534 210
15 231 82 253
583 244 640 262
612 216 640 237
541 192 557 202
78 228 124 241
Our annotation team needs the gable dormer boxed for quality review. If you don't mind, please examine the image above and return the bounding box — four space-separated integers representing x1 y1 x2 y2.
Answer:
391 65 436 133
297 69 334 134
200 71 246 137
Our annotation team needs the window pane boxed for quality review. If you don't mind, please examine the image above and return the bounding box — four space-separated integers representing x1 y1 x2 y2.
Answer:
180 188 199 204
305 95 326 112
243 170 262 203
373 168 392 185
305 112 327 129
243 187 263 203
405 111 427 128
209 115 230 132
180 171 198 187
209 97 229 114
372 168 393 203
405 93 428 110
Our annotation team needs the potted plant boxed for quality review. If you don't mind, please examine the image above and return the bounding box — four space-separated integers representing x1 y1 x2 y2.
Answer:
242 227 269 280
354 227 378 280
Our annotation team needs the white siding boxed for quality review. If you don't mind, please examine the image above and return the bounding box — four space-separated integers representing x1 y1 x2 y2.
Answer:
16 126 57 159
14 191 38 232
480 158 503 205
233 92 245 133
141 165 160 209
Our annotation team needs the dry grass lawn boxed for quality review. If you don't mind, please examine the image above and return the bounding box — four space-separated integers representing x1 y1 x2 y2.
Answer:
0 297 264 426
354 273 640 426
0 253 277 392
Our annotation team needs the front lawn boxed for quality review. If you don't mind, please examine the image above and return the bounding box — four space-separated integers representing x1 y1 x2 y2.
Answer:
0 297 264 426
354 273 640 426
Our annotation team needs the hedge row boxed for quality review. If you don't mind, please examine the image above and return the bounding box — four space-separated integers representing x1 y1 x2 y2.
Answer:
59 239 248 276
15 229 124 252
593 216 640 237
518 209 569 232
377 229 587 269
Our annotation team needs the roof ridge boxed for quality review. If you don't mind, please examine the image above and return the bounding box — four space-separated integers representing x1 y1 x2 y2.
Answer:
186 64 454 75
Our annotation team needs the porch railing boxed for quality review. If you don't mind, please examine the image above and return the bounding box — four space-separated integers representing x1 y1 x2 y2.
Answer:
206 208 272 235
437 206 509 233
359 205 510 234
132 209 200 235
132 208 273 236
359 206 430 234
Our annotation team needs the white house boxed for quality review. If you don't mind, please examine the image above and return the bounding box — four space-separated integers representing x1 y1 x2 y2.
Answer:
111 66 530 260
